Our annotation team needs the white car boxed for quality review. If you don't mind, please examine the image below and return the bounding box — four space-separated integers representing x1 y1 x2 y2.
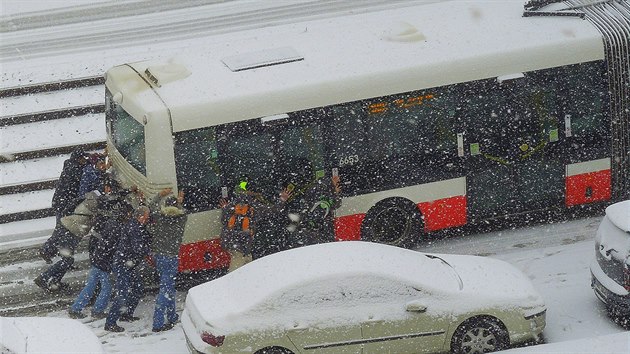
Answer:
182 241 546 354
0 316 104 354
590 199 630 317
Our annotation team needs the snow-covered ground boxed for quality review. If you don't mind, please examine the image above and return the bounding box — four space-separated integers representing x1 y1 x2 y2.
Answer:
1 1 628 353
10 215 622 353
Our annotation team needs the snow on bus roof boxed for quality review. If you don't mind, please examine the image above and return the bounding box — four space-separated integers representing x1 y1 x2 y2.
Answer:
108 0 602 133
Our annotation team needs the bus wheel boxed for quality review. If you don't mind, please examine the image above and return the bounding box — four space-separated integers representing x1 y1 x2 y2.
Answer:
360 197 424 248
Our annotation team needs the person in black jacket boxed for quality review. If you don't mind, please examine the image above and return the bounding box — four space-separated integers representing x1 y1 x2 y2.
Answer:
104 205 151 333
285 160 341 247
35 179 125 292
39 150 90 265
79 153 108 198
51 150 89 222
67 205 121 319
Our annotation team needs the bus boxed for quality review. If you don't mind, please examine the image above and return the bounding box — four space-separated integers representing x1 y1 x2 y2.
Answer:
104 0 629 275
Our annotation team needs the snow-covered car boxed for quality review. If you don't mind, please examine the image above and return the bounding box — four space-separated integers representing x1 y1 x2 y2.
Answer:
182 241 546 354
0 316 104 353
591 199 630 317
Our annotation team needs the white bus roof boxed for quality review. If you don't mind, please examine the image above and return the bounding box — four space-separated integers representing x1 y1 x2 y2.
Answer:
106 0 603 133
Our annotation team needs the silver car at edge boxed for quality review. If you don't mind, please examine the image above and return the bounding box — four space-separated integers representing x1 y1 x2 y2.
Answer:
591 199 630 318
182 241 546 354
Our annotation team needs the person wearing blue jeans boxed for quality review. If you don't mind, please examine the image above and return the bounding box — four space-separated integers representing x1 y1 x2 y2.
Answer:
68 208 120 319
152 254 179 331
148 189 187 332
104 260 144 331
69 267 112 319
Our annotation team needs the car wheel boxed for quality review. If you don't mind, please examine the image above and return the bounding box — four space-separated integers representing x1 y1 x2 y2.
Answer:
255 347 294 354
360 197 424 248
451 317 509 354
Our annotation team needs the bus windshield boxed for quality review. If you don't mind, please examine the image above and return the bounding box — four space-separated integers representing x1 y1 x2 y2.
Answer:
106 89 146 175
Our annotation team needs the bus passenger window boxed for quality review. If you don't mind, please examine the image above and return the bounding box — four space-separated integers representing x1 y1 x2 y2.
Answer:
560 63 609 138
330 103 367 166
529 90 558 143
223 130 278 200
366 98 423 160
174 127 221 210
280 125 325 178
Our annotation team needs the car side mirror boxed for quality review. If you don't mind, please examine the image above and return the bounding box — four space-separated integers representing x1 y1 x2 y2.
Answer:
405 300 427 313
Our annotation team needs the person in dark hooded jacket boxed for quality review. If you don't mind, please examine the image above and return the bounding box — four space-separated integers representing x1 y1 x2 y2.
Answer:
67 202 124 319
35 179 130 292
219 178 291 271
148 188 188 332
51 150 89 221
79 153 108 197
104 205 151 332
284 160 342 247
38 150 90 264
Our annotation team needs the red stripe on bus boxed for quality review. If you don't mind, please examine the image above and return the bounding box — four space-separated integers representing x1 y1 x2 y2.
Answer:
178 239 231 272
418 195 467 231
565 169 611 207
334 214 365 241
334 195 467 240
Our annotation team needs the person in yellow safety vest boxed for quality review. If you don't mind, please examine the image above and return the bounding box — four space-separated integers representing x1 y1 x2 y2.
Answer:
219 177 292 272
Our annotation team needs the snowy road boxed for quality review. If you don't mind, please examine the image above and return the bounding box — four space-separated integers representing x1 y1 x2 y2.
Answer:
2 215 625 353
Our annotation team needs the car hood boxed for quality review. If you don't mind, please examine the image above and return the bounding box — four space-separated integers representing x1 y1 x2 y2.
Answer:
435 253 545 311
0 317 104 354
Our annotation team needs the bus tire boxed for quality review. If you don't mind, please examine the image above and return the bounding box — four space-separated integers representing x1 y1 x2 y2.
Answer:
360 197 424 248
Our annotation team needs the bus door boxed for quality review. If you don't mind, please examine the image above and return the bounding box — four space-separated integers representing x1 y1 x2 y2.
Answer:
218 111 327 198
461 76 564 221
217 111 327 254
218 120 280 202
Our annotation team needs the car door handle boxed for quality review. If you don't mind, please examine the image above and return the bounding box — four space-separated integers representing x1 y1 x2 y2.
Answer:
290 325 308 332
364 319 385 324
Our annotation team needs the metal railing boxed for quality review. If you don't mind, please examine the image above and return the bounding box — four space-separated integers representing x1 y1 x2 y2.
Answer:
0 76 105 224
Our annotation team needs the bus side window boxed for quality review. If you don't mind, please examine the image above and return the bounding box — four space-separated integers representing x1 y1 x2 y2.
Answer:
365 94 427 160
427 91 457 154
529 89 559 143
174 127 221 211
280 124 325 179
329 103 367 168
557 62 609 139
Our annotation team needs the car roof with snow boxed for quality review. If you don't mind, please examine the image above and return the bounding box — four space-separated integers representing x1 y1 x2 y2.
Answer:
187 241 460 318
605 200 630 233
0 316 104 354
